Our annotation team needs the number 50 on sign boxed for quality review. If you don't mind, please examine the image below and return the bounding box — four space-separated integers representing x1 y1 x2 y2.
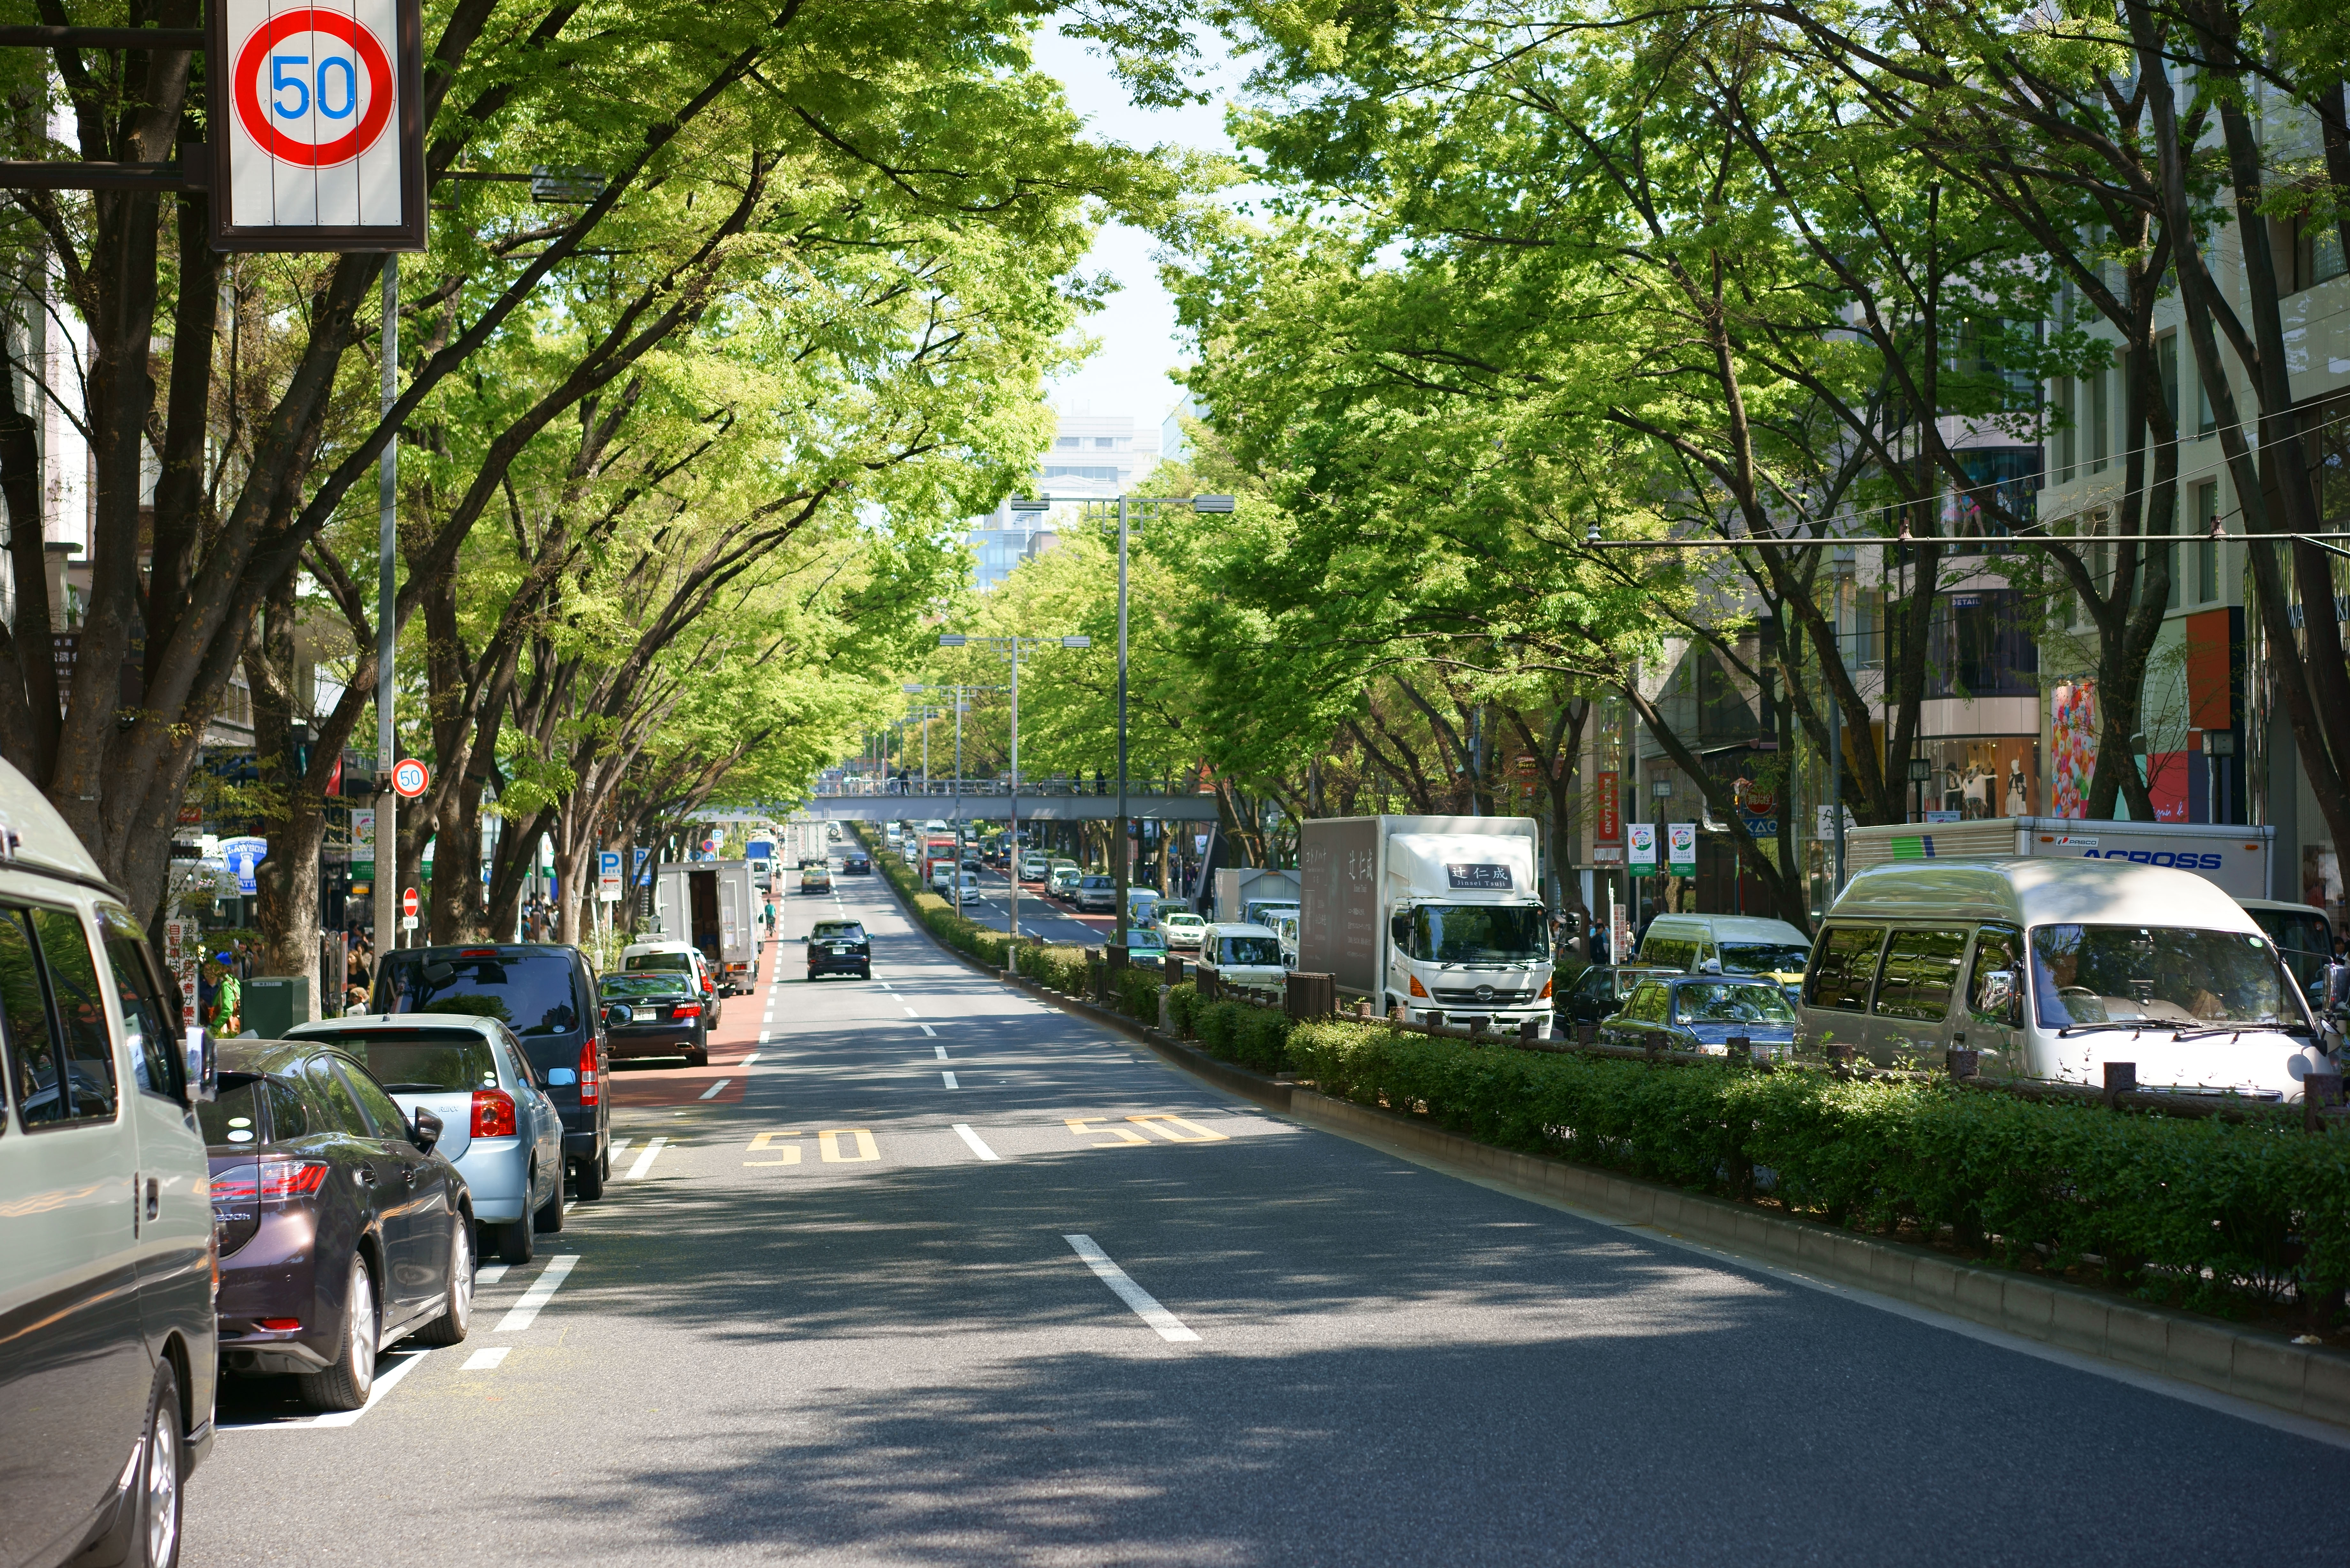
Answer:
209 0 426 251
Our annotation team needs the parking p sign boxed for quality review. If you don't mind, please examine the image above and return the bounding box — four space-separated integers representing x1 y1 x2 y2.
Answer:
211 0 426 251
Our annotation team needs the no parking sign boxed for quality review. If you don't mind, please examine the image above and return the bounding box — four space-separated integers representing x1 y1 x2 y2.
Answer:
210 0 426 251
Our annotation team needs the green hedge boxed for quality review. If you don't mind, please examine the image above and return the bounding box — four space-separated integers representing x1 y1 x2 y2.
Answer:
1284 1019 2350 1316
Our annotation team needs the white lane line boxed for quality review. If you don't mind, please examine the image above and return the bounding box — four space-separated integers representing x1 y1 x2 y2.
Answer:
759 1030 773 1043
624 1136 668 1180
1064 1234 1199 1343
461 1346 512 1371
953 1123 1000 1161
919 1023 937 1038
309 1346 433 1427
475 1264 509 1285
495 1254 579 1332
740 1052 761 1068
607 1137 632 1163
934 1045 949 1060
699 1079 731 1100
941 1071 959 1089
903 1005 919 1017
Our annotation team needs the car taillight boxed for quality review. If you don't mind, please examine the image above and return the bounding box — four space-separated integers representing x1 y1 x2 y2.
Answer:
673 1002 703 1019
1409 975 1429 998
1539 976 1553 999
577 1038 600 1105
257 1159 329 1202
472 1089 518 1138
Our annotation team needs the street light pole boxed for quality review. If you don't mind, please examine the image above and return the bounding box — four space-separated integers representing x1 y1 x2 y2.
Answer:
1114 494 1130 957
372 254 399 962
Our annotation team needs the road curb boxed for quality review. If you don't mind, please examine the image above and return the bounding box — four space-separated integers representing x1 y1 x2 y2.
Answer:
1283 1085 2350 1431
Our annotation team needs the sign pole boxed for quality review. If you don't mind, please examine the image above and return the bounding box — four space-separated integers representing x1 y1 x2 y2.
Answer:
372 253 398 957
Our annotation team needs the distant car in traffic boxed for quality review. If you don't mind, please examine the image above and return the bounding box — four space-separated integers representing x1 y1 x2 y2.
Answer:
951 871 985 901
620 939 717 1012
370 942 613 1199
1019 852 1050 882
842 851 872 874
800 858 833 891
807 918 874 981
1598 976 1797 1059
1048 864 1083 901
286 1015 567 1263
597 971 710 1067
1122 926 1170 964
1198 923 1287 994
203 1040 475 1410
1554 964 1683 1026
1075 874 1118 913
1160 910 1208 951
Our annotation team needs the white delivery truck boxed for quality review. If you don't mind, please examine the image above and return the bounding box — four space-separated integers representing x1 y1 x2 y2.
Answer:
746 836 776 892
1213 865 1301 923
1843 818 2275 900
648 858 758 994
1298 814 1553 1037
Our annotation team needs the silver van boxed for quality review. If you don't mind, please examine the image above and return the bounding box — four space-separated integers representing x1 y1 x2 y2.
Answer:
0 757 217 1568
1801 859 2331 1099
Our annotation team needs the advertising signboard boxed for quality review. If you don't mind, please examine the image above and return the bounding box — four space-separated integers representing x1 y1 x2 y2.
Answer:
1592 770 1622 862
220 835 269 896
1626 822 1656 877
1667 822 1697 875
210 0 427 251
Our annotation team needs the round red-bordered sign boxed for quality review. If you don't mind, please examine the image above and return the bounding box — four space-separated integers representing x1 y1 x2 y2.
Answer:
392 758 430 798
233 9 396 169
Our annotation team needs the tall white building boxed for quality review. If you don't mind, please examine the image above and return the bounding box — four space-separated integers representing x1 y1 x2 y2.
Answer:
966 413 1158 590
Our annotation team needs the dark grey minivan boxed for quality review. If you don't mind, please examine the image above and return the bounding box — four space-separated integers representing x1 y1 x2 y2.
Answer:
370 945 612 1200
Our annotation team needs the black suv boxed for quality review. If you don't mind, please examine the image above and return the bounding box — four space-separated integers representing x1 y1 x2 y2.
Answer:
807 919 872 980
841 851 871 874
370 944 613 1199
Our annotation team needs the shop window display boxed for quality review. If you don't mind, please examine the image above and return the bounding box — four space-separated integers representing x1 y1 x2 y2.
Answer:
1917 738 2040 819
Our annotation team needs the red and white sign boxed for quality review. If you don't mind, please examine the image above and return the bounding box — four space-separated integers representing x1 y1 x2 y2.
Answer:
391 757 429 797
401 887 419 918
212 0 425 250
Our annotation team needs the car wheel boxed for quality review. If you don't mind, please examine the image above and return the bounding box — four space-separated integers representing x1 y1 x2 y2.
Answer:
490 1210 534 1265
859 965 872 980
412 1216 474 1346
130 1358 185 1568
572 1152 606 1201
297 1256 378 1412
685 1045 710 1068
533 1172 566 1234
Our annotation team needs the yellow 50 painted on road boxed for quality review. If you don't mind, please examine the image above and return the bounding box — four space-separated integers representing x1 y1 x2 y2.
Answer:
1065 1115 1228 1146
744 1129 878 1165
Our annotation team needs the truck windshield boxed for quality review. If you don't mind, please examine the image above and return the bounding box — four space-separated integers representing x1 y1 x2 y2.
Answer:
1219 937 1281 965
1717 941 1812 974
1407 905 1548 963
2029 925 2299 1029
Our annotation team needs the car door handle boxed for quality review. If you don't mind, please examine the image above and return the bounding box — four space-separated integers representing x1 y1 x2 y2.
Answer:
358 1168 376 1186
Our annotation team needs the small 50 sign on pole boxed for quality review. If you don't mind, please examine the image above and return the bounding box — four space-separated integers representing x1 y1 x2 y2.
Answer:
210 0 426 251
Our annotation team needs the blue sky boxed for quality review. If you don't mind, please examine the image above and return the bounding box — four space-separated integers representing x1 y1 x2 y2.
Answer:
1031 23 1242 440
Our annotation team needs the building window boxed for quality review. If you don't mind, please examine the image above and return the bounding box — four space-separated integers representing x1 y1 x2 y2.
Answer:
1056 436 1079 448
1094 437 1117 449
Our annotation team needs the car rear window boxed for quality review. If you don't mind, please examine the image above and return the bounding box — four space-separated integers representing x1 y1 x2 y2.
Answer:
375 949 582 1037
812 923 866 940
625 953 695 974
299 1029 499 1092
198 1072 310 1146
601 974 693 998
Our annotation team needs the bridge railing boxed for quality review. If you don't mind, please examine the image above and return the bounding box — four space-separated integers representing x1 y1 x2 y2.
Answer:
814 776 1216 800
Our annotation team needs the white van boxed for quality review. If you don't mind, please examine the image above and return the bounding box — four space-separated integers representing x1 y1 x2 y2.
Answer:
0 757 218 1562
1637 914 1812 985
1801 858 2330 1099
1200 923 1288 993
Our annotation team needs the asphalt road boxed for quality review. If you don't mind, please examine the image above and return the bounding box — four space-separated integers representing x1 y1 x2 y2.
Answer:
184 867 2348 1566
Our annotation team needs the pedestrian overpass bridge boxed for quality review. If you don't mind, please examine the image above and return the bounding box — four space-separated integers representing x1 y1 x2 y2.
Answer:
786 790 1221 823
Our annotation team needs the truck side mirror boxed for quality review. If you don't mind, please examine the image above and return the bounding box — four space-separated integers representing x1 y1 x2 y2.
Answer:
1977 969 2020 1027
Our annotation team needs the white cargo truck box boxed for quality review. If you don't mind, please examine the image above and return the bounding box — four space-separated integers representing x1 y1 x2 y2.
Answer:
1842 817 2274 901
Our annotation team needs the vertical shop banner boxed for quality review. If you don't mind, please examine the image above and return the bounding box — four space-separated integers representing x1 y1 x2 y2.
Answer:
1627 822 1656 877
349 807 375 879
2051 679 2098 818
1666 822 1697 875
211 0 427 251
1592 771 1622 862
163 919 201 1022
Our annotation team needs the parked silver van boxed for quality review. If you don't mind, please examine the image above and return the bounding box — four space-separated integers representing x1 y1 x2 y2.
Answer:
1801 859 2330 1099
0 757 217 1567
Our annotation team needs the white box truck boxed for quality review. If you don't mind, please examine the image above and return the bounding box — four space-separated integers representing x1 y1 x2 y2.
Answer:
1212 866 1301 923
648 859 758 994
1843 818 2274 900
1298 814 1552 1037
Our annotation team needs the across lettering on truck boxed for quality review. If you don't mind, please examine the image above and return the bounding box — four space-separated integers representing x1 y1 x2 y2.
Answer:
2077 849 2229 870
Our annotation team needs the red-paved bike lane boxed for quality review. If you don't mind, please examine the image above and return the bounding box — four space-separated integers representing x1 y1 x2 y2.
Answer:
606 931 774 1108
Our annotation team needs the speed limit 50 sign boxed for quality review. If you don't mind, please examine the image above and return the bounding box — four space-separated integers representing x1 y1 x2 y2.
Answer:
209 0 425 251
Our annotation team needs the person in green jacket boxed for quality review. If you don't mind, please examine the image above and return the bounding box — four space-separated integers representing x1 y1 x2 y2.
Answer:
204 952 241 1036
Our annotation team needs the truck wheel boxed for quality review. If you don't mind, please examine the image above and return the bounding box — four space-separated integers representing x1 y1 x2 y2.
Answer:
572 1153 605 1201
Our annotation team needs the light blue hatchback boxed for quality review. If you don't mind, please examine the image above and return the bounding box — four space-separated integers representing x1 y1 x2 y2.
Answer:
286 1014 566 1264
